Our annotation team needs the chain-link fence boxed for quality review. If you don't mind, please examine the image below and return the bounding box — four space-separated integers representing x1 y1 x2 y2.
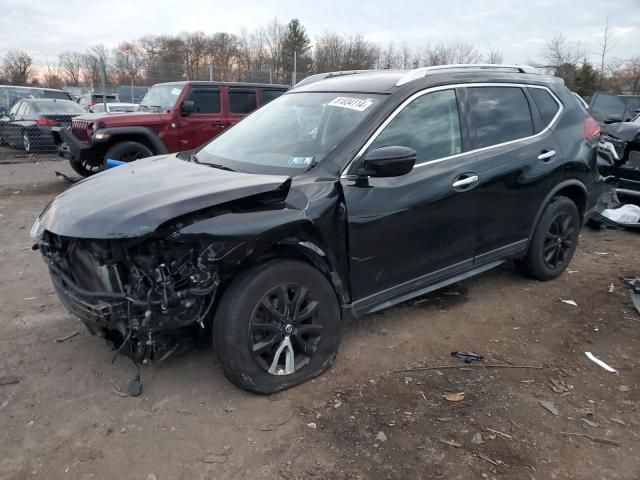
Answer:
0 48 309 162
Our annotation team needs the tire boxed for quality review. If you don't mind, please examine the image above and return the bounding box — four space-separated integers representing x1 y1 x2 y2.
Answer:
104 141 153 164
69 158 103 177
22 131 32 153
213 259 341 394
516 196 580 281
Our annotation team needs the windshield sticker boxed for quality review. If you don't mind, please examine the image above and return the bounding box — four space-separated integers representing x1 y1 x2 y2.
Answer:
328 97 374 112
288 156 313 166
170 88 182 96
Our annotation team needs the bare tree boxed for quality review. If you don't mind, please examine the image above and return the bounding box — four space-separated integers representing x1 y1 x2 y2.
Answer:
209 33 240 81
182 32 209 80
114 42 143 84
598 15 615 88
486 48 504 64
3 50 33 85
540 34 584 69
58 52 84 86
264 18 286 82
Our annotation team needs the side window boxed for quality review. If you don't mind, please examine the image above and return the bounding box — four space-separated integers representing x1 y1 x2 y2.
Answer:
229 90 257 114
529 88 560 126
369 89 462 165
466 87 533 149
186 88 221 114
22 103 31 116
261 89 285 105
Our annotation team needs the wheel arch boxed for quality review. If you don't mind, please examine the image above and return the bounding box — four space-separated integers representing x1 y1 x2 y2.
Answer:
528 179 588 242
98 126 168 155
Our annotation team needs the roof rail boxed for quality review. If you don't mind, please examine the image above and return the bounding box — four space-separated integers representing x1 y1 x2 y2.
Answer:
295 70 372 87
396 64 541 86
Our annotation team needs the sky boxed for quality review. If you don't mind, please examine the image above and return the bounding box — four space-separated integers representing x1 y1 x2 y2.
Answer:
1 0 639 65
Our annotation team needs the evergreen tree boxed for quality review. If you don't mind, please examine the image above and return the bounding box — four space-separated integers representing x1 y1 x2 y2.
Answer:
283 19 312 81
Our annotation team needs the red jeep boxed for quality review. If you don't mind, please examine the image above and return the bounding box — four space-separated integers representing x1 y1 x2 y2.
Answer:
59 81 288 176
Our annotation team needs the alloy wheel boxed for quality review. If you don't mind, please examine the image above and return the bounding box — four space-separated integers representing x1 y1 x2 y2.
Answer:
249 284 322 375
542 212 576 269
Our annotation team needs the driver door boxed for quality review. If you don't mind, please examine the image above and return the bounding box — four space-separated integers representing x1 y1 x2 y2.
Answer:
341 88 479 308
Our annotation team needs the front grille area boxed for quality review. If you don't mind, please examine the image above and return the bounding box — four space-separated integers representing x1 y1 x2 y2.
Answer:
71 119 93 143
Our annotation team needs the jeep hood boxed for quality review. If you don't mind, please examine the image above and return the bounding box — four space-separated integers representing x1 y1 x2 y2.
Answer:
76 111 167 126
39 155 291 239
602 121 640 142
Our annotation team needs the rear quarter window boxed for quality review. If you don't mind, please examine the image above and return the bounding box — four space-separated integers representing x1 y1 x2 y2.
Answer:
466 86 534 149
529 88 561 126
229 90 257 114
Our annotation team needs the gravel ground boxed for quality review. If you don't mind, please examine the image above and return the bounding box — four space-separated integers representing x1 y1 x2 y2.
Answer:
1 160 639 480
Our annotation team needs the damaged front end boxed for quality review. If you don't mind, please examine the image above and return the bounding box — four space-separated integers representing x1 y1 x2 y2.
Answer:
38 231 220 362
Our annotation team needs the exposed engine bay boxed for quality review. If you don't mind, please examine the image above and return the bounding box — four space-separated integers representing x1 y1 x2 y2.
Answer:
38 231 219 363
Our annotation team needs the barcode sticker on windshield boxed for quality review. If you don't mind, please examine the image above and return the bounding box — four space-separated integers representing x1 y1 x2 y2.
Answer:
170 88 181 96
328 97 374 112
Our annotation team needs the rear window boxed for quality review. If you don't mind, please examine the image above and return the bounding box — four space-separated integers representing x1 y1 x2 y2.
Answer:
261 89 285 105
229 90 257 114
43 90 71 101
33 100 86 114
529 88 560 126
92 94 117 103
467 87 534 149
590 93 625 121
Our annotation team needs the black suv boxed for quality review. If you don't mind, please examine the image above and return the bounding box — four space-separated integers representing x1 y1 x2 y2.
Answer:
33 65 604 394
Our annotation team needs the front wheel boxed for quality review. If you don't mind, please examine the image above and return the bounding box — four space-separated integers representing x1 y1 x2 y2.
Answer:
69 158 104 177
213 260 341 394
22 131 32 153
516 196 580 281
104 141 153 164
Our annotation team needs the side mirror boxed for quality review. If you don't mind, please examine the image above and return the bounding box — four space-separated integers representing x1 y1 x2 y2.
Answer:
604 114 623 124
360 146 416 177
181 100 195 115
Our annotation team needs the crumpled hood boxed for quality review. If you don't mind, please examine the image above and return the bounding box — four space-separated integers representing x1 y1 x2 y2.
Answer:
40 155 290 239
601 121 640 142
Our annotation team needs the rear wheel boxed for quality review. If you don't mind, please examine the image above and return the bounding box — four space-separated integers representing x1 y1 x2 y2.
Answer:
22 131 32 153
516 196 580 280
213 259 341 394
105 141 153 164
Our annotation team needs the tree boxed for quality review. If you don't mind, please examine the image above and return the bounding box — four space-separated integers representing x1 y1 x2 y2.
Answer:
265 18 287 82
282 18 312 80
486 48 504 64
182 32 209 80
114 42 143 84
598 15 614 88
3 50 33 85
59 52 84 86
573 61 599 97
209 33 240 81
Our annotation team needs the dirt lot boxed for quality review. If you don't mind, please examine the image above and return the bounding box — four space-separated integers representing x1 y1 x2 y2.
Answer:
1 158 639 480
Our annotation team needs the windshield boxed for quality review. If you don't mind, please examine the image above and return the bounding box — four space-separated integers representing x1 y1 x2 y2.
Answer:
197 92 384 174
33 100 85 114
140 85 183 109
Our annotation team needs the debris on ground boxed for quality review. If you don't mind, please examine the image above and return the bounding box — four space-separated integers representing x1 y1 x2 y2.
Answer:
585 352 618 373
54 171 81 184
471 432 484 445
549 377 569 393
601 204 640 225
485 428 513 439
202 448 231 464
538 400 559 416
560 299 578 306
54 331 80 343
582 418 599 428
375 431 388 442
439 439 462 448
306 422 317 429
443 392 465 402
128 374 142 397
476 453 502 466
623 277 640 314
560 432 620 446
451 351 485 363
0 375 20 386
608 283 615 293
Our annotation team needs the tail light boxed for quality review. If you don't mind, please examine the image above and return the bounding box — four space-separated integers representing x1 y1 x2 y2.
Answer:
36 117 59 126
584 116 600 140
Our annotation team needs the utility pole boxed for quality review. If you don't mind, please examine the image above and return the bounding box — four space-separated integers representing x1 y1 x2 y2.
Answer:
99 59 107 111
292 50 297 86
599 14 613 89
209 65 213 81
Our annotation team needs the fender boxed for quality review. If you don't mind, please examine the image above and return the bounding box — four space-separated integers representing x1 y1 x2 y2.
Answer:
527 179 588 242
94 126 169 154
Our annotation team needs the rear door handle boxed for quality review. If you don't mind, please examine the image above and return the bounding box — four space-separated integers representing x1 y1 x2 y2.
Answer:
452 174 479 189
212 120 226 126
538 150 556 161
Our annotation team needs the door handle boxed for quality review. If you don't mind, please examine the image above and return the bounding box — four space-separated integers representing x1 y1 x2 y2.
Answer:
212 120 226 126
538 150 556 162
452 174 479 189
